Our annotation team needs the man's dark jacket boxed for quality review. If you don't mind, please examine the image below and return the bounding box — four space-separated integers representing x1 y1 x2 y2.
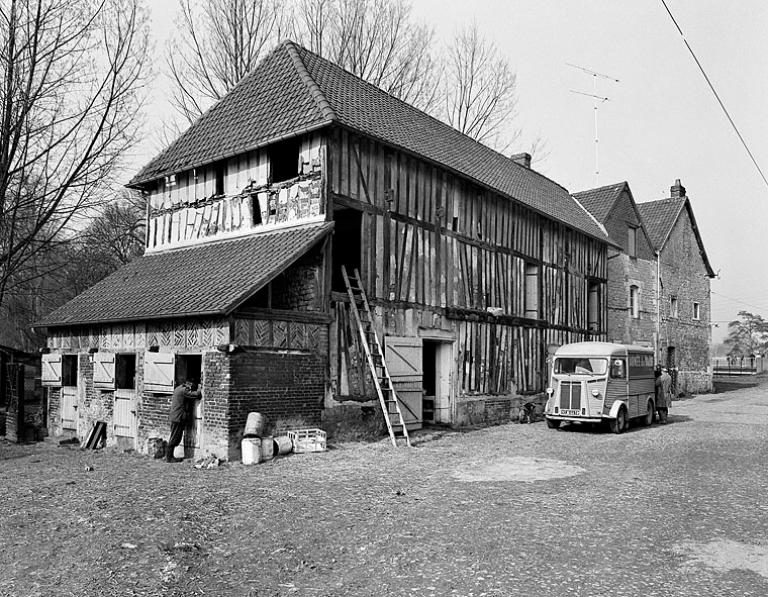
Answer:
169 385 201 423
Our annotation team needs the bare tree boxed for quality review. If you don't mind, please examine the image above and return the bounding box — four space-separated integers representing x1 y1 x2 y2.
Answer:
293 0 439 111
167 0 291 126
0 0 149 312
441 22 519 152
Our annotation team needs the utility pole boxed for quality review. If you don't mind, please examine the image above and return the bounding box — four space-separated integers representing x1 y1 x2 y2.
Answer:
567 63 620 186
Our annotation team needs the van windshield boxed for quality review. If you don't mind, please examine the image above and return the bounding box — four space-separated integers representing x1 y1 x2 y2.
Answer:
554 357 608 375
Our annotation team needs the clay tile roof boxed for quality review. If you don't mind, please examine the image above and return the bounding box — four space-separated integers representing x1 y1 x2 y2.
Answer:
636 197 686 250
129 41 608 243
37 222 333 327
572 182 627 223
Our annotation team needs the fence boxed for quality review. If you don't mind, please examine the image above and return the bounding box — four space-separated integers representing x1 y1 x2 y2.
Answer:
711 356 765 376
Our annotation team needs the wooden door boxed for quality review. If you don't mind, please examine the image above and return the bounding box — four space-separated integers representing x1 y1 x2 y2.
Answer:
113 390 137 439
183 397 203 458
384 336 423 430
60 387 77 430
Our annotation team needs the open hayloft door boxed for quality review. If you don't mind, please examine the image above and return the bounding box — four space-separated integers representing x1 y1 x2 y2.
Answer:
384 336 422 430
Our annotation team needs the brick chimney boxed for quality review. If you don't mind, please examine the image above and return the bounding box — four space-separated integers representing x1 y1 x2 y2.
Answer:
670 178 686 198
510 152 531 168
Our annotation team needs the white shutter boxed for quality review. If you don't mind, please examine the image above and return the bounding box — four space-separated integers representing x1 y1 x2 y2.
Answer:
93 352 116 390
143 351 175 393
41 354 63 387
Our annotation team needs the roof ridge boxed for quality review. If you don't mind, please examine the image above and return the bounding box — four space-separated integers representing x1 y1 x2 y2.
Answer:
291 41 574 196
282 40 337 123
573 181 626 195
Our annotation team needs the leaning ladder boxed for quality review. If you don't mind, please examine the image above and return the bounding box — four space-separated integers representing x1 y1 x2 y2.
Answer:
341 265 411 447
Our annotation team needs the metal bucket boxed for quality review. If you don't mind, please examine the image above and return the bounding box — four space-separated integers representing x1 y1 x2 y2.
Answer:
273 435 293 456
244 412 266 437
241 437 261 465
260 435 274 460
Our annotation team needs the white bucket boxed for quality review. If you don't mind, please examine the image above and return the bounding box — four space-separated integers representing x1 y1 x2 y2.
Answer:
241 437 262 465
261 435 274 460
244 412 266 437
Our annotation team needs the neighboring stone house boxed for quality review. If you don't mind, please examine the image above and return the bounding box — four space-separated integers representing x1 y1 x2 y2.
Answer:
637 180 715 394
573 182 657 347
36 41 612 460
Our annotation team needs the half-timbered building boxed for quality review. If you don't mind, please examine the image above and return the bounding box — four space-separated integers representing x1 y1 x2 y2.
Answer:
37 41 611 459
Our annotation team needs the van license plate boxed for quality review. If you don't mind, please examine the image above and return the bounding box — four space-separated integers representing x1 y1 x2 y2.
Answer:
560 409 580 416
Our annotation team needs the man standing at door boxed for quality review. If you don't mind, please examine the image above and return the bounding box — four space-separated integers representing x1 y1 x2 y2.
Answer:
166 379 202 462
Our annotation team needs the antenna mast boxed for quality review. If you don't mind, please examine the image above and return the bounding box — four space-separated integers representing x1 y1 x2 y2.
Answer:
567 63 620 186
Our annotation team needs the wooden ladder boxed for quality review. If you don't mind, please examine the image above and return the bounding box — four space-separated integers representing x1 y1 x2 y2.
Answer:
341 265 411 448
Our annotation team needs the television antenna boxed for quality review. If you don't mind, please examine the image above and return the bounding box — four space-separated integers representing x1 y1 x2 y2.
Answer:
567 63 620 186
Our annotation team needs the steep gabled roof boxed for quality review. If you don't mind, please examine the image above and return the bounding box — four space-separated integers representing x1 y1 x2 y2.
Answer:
572 182 627 223
37 222 333 327
637 197 715 277
130 41 607 242
574 181 654 250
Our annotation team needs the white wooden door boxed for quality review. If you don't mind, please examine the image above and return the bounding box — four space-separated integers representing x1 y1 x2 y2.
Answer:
113 390 137 439
61 387 77 430
434 342 454 424
384 336 423 429
144 352 175 393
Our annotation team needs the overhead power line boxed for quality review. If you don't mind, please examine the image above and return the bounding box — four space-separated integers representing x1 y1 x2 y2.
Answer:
660 0 768 190
711 290 768 314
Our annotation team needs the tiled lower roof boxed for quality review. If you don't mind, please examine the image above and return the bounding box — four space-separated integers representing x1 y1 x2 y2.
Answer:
38 222 333 327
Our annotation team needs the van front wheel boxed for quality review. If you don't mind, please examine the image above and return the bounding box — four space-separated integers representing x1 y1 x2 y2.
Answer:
609 408 626 434
546 417 561 429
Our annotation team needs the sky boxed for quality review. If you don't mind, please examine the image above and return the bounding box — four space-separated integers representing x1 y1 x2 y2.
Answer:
136 1 768 345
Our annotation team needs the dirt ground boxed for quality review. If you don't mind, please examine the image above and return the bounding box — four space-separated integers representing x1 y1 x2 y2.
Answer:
2 385 768 597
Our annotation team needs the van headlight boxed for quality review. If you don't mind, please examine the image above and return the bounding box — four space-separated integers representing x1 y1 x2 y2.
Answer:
591 389 600 397
546 387 554 395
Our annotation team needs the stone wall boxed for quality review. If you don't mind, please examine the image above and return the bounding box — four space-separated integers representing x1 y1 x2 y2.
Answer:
606 252 657 346
659 208 712 394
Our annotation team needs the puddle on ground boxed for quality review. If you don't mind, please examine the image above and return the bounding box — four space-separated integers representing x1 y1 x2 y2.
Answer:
453 456 586 483
674 539 768 578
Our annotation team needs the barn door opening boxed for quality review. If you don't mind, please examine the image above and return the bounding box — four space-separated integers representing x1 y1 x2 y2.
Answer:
332 208 362 292
113 354 138 448
422 340 453 425
175 354 203 458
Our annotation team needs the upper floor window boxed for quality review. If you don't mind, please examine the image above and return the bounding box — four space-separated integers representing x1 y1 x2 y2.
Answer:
524 263 539 319
587 280 601 332
670 296 678 318
270 138 301 183
629 285 639 319
693 302 701 320
627 226 638 258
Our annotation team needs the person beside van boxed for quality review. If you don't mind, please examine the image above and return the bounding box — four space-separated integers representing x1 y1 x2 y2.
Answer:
654 365 672 424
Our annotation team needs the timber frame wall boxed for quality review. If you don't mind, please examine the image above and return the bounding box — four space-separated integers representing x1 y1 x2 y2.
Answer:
327 127 608 399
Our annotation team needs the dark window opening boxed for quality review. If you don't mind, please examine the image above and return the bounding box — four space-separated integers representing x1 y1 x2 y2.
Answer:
175 354 202 389
116 354 136 390
452 217 458 232
251 195 262 226
332 208 362 292
215 162 225 196
270 138 301 183
62 355 78 387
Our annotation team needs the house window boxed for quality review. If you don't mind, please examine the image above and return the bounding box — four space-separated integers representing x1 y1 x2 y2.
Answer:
627 226 637 258
693 302 701 320
215 162 225 196
62 355 78 387
670 296 678 318
524 263 539 319
629 285 639 319
269 137 301 183
116 354 136 390
587 280 601 332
